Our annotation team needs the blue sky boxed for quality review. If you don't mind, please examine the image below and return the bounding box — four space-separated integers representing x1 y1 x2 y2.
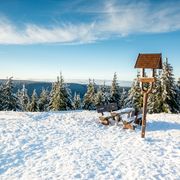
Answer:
0 0 180 81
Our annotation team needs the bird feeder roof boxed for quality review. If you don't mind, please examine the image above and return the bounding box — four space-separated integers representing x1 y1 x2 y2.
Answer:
135 53 162 69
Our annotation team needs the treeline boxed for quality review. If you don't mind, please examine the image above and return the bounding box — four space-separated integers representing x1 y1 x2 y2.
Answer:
0 59 180 113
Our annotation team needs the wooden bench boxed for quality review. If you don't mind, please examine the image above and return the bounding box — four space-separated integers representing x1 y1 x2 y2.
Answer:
122 110 142 129
96 103 120 125
97 103 142 129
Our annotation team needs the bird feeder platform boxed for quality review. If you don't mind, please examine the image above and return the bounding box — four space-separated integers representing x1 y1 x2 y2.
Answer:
138 77 155 83
134 53 163 138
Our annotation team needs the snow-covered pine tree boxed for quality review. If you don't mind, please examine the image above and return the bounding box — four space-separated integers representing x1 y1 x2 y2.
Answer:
94 87 105 107
119 88 128 109
48 81 56 110
28 89 39 112
83 79 96 110
94 81 111 107
101 81 111 105
49 77 61 111
63 83 73 110
2 77 19 111
125 72 143 112
148 71 163 113
73 92 81 110
161 58 179 113
0 84 4 111
17 84 29 111
110 73 121 107
177 78 180 111
49 73 73 111
177 78 180 88
39 88 49 112
0 83 4 110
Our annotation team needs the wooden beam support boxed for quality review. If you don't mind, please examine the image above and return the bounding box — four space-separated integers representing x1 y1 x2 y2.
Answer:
141 92 148 138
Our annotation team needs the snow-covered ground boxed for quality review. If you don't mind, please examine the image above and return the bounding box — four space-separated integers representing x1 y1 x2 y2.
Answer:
0 111 180 180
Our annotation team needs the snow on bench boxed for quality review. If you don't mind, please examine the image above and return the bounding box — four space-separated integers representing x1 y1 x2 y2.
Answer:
96 103 142 129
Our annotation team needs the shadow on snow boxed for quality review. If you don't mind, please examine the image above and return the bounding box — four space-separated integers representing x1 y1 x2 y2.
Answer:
147 121 180 132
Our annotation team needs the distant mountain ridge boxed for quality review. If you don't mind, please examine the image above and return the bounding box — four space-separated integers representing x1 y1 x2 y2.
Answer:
65 79 132 87
0 79 132 87
0 79 131 98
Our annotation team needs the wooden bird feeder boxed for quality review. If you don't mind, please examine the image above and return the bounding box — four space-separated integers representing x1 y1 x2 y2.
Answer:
135 53 162 138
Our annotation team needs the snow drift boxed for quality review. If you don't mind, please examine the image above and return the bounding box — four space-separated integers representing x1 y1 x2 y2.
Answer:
0 111 180 179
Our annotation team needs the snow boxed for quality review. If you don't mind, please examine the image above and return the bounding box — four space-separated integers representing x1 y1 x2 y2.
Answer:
114 107 135 113
99 108 135 120
0 111 180 180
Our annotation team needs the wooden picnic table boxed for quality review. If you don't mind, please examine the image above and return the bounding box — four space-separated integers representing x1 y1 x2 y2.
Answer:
97 103 142 129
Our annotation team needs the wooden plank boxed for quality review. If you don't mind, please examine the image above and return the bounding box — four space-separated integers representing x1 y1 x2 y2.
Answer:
138 77 155 83
96 103 118 113
108 103 118 111
110 112 121 122
99 116 112 125
123 123 136 130
96 105 107 113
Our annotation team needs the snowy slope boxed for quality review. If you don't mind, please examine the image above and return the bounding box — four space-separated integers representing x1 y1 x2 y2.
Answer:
0 111 180 180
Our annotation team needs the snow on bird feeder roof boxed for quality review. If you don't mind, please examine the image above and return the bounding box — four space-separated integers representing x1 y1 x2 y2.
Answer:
134 53 162 69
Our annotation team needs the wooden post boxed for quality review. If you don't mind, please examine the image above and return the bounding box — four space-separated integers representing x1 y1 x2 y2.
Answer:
139 76 154 138
142 68 145 77
134 53 162 138
141 92 148 138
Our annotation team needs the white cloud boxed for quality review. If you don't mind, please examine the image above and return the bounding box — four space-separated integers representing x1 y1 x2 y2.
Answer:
0 0 180 45
99 0 180 35
0 18 97 44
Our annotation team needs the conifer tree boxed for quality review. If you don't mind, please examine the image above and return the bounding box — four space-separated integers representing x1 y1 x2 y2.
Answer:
177 78 180 111
94 87 104 107
49 77 62 111
17 85 29 111
2 77 19 111
110 73 121 107
63 84 73 110
125 72 143 112
0 84 4 111
94 83 110 106
83 79 96 110
177 78 180 88
101 82 111 105
28 89 39 112
119 88 128 109
49 82 56 110
49 73 72 111
148 71 163 113
39 88 49 112
161 58 179 113
73 92 81 110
